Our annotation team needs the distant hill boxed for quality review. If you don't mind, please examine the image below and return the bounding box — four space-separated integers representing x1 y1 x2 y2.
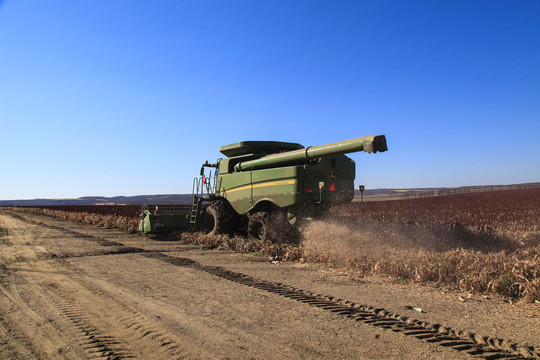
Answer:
1 183 538 206
0 194 193 206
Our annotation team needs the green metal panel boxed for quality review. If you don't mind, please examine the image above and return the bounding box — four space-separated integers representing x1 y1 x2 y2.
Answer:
215 154 357 217
299 156 355 206
218 154 255 174
217 171 253 214
220 141 303 157
139 211 191 234
251 165 303 208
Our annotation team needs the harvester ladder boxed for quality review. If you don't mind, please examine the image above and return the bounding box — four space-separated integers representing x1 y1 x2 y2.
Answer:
189 194 200 228
190 177 203 228
190 168 217 229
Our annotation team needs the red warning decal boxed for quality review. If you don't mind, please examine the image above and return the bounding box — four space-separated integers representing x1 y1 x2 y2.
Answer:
329 183 336 192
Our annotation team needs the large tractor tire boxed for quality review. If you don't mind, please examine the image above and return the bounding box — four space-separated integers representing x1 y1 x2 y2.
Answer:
248 211 300 244
205 199 238 236
247 212 270 242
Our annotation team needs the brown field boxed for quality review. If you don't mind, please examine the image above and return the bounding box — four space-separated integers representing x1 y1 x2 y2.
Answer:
1 190 540 359
317 188 540 302
7 188 540 301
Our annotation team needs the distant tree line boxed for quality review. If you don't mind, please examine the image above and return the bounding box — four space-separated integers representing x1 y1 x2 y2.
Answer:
405 183 540 199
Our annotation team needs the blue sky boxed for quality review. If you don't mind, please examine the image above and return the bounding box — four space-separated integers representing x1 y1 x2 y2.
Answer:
1 1 539 200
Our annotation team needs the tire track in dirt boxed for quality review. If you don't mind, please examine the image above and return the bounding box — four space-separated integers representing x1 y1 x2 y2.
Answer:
54 291 134 359
0 314 37 359
0 212 192 359
3 211 539 359
0 269 84 359
142 253 539 360
45 260 188 359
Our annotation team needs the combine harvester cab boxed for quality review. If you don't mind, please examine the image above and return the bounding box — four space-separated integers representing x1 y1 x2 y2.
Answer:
139 135 388 242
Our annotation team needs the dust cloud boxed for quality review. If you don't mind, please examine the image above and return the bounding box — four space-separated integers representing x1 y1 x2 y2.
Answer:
301 215 519 267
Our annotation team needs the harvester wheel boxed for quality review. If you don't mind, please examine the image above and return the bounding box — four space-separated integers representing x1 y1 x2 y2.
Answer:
247 212 270 242
205 199 237 236
248 211 300 244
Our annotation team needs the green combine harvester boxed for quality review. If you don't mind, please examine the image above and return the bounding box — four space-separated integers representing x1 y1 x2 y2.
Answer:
139 135 388 242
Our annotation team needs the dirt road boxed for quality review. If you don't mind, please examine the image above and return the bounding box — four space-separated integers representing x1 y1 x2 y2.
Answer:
0 210 538 359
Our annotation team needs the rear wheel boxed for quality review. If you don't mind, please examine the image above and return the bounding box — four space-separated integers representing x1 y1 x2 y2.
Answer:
247 212 270 241
248 211 300 244
205 199 238 236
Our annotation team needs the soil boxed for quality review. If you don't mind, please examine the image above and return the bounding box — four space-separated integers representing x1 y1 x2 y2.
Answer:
0 210 538 359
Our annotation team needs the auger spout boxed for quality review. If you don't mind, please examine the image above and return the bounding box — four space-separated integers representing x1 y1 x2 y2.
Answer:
234 135 387 172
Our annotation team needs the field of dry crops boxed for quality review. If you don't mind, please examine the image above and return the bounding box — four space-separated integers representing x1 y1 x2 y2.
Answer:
7 188 540 302
319 188 540 302
10 205 142 233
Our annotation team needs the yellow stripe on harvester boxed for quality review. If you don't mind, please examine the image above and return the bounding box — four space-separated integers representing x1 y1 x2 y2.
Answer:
225 180 297 193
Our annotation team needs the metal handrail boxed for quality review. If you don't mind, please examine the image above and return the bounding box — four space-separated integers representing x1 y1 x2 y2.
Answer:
191 169 216 205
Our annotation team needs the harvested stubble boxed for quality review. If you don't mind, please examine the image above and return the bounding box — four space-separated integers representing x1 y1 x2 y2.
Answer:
171 232 303 261
8 206 140 233
5 188 539 301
